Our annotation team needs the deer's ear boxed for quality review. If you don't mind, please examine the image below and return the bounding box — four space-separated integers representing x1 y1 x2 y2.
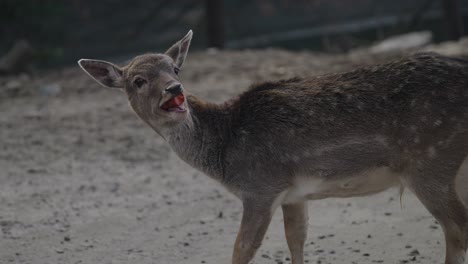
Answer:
78 59 123 89
165 30 193 69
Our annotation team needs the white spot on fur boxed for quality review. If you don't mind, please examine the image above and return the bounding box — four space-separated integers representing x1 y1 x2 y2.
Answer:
357 102 364 110
427 146 436 158
434 120 442 127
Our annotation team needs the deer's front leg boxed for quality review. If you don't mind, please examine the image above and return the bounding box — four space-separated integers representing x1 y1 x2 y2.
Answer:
232 199 273 264
282 202 308 264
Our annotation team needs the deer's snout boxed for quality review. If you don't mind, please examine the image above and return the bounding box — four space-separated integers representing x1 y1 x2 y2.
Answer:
165 84 183 96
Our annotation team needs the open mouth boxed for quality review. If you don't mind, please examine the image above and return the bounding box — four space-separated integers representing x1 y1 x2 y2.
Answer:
160 93 186 112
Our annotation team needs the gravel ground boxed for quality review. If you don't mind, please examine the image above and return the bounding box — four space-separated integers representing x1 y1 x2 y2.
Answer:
1 39 468 264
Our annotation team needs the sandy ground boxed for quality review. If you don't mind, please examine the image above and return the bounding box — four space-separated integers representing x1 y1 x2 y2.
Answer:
1 39 468 264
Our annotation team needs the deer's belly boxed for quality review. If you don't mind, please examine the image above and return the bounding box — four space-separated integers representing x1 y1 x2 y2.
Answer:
278 167 401 206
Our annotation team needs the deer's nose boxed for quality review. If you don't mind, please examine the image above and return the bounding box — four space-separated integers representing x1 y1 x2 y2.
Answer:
165 84 183 95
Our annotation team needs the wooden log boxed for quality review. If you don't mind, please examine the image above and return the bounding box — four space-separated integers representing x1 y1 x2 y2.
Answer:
0 40 33 75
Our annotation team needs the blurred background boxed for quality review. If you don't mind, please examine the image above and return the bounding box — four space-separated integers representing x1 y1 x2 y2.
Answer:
1 1 468 264
1 0 468 69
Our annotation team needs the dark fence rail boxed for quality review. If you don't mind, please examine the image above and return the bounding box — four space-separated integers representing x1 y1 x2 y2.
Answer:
1 0 467 67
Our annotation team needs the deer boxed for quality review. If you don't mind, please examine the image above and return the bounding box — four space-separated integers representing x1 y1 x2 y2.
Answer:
78 30 468 264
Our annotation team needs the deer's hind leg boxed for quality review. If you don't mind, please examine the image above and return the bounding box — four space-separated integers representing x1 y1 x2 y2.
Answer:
404 152 468 264
282 202 309 264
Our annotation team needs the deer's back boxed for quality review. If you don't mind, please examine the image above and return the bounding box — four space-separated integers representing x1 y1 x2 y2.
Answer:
233 53 467 136
217 53 468 194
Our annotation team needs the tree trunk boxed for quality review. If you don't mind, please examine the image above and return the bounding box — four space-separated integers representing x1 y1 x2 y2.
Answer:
441 0 464 40
206 0 225 48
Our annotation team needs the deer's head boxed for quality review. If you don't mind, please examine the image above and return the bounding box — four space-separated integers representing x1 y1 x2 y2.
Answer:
78 30 193 134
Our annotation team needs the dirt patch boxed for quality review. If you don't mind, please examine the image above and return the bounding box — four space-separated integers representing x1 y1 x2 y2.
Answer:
1 41 468 264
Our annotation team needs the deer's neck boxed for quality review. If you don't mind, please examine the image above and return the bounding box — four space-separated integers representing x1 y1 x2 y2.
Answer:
165 95 231 182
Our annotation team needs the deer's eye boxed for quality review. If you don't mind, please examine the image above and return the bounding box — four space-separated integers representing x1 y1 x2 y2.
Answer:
133 78 146 88
174 67 180 75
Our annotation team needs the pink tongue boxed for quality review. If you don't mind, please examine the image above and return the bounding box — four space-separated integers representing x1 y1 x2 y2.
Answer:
162 94 185 110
